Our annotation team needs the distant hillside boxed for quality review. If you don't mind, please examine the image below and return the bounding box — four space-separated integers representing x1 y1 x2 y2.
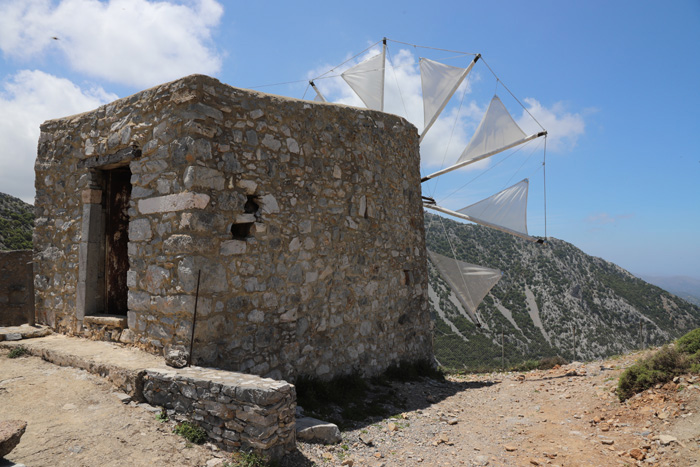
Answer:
638 275 700 307
0 192 35 250
425 212 700 370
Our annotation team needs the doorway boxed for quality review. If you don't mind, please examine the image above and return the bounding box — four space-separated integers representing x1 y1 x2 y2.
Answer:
103 167 131 315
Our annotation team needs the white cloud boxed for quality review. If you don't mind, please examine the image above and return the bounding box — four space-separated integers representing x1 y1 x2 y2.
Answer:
0 0 223 88
0 70 117 203
518 98 585 153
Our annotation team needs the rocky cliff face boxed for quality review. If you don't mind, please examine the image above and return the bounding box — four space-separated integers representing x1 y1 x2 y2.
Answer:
425 213 700 369
0 193 34 251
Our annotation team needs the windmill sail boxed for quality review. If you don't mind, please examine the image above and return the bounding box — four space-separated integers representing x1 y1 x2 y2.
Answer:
424 179 541 242
458 179 529 236
457 95 526 164
422 95 546 182
341 46 386 111
419 55 479 143
429 250 502 323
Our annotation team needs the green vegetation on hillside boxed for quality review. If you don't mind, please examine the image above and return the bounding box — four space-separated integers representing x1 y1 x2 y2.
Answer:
0 192 34 250
617 327 700 401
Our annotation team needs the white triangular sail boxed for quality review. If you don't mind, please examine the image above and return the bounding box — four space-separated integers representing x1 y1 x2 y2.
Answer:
457 95 526 164
420 57 472 142
341 48 385 111
422 94 545 181
424 179 540 242
429 250 502 323
458 179 530 236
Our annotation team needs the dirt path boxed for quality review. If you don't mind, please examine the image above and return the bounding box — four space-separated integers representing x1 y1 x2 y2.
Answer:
2 347 699 466
0 348 223 467
292 355 700 467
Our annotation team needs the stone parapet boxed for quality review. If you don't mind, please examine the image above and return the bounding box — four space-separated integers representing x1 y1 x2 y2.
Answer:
143 367 295 460
0 250 34 326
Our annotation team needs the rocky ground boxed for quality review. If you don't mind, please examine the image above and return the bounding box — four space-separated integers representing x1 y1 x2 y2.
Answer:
286 353 700 467
1 347 699 466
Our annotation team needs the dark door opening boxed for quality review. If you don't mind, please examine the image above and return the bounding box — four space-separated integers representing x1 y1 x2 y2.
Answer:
104 167 131 315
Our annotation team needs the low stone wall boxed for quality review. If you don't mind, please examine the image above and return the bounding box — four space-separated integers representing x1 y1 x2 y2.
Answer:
0 250 34 326
143 366 296 460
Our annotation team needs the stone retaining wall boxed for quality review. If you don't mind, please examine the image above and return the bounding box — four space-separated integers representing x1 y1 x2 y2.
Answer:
0 250 34 326
143 367 295 460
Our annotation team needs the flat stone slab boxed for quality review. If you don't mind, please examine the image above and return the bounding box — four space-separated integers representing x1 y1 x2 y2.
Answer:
0 420 27 458
296 416 341 444
0 325 51 342
0 334 168 398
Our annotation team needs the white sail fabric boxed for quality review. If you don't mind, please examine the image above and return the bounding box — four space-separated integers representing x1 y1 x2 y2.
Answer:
429 250 502 322
457 95 527 165
458 179 530 236
312 85 327 102
341 50 385 111
420 58 469 139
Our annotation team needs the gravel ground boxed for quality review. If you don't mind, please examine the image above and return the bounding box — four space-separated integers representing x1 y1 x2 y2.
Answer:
2 347 699 467
284 354 700 467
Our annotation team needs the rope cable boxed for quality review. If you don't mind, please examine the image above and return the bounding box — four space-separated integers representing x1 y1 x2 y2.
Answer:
436 214 483 327
247 78 311 90
543 136 548 240
428 69 470 200
386 38 478 56
436 139 534 205
314 40 383 80
480 57 546 132
385 45 409 119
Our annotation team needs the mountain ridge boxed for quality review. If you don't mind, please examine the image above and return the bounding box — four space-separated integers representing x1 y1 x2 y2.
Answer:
637 274 700 306
0 192 35 251
425 212 700 370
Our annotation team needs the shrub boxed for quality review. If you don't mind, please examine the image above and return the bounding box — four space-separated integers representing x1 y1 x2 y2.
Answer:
676 328 700 355
617 346 689 401
8 346 28 359
538 355 568 370
224 450 270 467
173 421 207 444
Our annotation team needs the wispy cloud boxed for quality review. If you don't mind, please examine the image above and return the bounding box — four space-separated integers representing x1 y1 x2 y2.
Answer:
585 212 635 225
0 70 117 202
517 98 585 153
0 0 224 88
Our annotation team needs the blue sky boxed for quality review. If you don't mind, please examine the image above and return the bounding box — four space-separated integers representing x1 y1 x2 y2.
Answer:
0 0 698 279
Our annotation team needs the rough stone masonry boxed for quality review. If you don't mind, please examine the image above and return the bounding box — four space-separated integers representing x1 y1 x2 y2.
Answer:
34 74 432 382
0 250 34 326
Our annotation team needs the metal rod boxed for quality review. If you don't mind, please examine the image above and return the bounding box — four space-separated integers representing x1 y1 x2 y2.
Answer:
501 325 505 371
423 202 542 243
188 269 202 367
421 131 547 182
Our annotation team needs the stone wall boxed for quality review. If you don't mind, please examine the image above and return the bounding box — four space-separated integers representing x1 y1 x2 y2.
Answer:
0 250 34 326
34 74 432 382
143 367 295 460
